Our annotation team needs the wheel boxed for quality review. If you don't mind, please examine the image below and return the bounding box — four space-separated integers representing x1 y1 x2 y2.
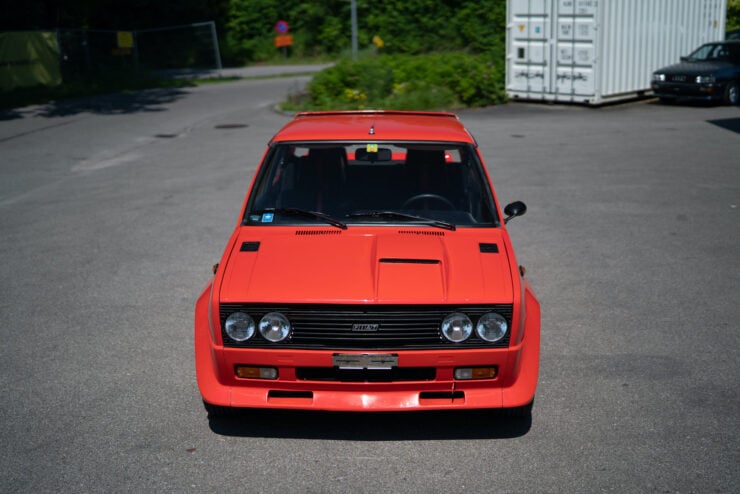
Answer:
203 400 238 418
500 399 533 418
723 81 739 106
402 193 455 210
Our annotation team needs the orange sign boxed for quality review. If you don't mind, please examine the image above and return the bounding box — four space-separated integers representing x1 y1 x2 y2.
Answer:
274 35 293 47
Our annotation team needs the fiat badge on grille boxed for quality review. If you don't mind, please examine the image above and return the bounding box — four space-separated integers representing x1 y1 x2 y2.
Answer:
352 323 380 332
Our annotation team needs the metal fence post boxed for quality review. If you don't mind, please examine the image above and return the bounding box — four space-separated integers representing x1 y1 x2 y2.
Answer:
209 21 223 76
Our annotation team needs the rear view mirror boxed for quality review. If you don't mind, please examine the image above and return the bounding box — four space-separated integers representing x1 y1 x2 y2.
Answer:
503 201 527 224
355 147 392 162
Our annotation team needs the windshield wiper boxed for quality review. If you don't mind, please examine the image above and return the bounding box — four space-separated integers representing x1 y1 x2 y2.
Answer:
346 211 456 231
248 208 347 229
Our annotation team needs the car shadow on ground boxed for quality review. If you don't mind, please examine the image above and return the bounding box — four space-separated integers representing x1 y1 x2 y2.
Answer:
0 108 23 121
207 408 531 440
2 87 190 120
707 117 740 134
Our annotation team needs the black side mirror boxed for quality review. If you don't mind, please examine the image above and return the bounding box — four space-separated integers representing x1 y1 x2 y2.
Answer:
503 201 527 224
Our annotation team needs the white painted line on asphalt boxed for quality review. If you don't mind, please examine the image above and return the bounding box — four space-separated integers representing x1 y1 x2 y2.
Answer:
72 152 143 172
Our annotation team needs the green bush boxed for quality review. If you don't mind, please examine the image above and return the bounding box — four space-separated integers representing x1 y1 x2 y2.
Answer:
307 58 393 108
296 52 506 111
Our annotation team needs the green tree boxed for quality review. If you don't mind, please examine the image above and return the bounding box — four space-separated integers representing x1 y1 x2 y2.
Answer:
728 0 740 30
224 0 507 64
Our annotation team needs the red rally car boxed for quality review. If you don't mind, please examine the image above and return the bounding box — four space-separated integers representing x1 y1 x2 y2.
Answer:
195 110 540 416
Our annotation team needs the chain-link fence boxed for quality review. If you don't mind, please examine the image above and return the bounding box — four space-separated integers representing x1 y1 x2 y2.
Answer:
56 21 222 80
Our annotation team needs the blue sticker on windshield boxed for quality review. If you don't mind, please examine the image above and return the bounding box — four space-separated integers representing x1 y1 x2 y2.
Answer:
262 213 274 223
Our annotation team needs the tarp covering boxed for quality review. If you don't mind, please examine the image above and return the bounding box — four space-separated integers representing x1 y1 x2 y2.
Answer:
0 32 62 91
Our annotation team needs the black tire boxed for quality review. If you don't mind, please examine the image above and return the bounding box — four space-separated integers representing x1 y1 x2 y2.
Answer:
203 400 239 418
500 399 534 418
723 81 739 106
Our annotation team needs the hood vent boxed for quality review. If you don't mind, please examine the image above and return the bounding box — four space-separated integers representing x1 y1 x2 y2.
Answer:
240 241 260 252
379 258 440 265
295 229 342 236
479 243 499 253
397 230 445 237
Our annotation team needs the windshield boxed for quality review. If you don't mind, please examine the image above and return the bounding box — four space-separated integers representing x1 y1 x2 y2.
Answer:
686 43 740 62
244 142 498 227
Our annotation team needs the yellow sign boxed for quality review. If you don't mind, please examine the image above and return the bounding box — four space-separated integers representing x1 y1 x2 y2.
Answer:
117 31 134 48
366 143 378 152
372 35 384 48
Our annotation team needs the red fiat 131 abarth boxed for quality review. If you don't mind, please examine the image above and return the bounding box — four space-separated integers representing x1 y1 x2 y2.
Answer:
195 111 540 417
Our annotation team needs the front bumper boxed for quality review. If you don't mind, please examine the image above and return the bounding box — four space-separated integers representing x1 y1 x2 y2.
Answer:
651 81 724 102
195 287 540 412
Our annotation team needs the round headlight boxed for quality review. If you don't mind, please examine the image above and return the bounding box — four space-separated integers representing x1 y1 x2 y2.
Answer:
259 312 291 342
441 313 473 343
476 312 508 342
224 312 255 342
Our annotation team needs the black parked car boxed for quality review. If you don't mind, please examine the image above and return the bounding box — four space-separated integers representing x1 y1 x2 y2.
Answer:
651 40 740 105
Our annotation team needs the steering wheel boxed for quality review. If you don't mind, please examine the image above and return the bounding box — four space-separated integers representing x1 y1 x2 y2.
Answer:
401 193 455 210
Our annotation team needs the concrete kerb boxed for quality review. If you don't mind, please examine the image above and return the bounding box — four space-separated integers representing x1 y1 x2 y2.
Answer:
155 64 333 80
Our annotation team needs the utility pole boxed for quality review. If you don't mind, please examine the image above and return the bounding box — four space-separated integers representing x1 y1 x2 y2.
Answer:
351 0 358 60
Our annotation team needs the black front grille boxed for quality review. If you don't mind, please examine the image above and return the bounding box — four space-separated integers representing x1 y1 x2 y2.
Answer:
296 367 435 382
219 303 513 349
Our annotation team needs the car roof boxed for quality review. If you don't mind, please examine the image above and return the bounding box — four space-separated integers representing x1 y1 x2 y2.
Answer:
704 39 740 45
271 110 477 145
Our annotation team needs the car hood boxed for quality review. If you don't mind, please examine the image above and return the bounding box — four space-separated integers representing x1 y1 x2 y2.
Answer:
219 228 514 304
657 60 734 76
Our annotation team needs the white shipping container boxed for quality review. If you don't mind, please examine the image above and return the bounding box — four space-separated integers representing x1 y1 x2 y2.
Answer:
506 0 727 104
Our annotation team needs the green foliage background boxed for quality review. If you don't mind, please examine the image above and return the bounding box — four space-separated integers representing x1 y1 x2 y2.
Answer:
223 0 506 63
3 0 739 109
4 0 738 61
222 0 509 109
729 0 740 30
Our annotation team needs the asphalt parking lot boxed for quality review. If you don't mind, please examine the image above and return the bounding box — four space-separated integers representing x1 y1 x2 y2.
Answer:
1 76 738 493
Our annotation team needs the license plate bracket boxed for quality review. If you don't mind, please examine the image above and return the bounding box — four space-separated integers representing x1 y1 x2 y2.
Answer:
332 353 398 370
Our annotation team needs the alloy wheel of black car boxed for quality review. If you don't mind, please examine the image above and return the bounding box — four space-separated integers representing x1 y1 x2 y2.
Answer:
725 82 739 106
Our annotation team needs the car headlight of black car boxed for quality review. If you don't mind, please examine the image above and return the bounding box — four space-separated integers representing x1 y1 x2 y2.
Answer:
652 73 666 82
696 75 716 84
